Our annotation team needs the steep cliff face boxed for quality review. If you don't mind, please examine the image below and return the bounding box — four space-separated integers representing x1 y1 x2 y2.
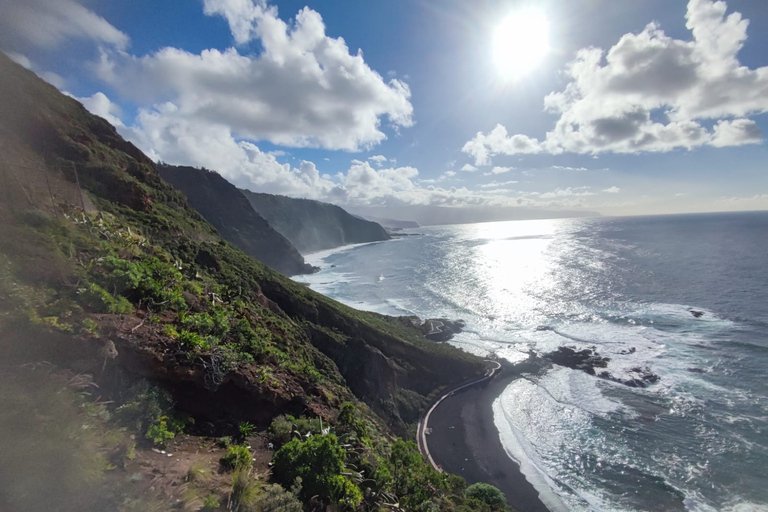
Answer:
241 190 390 253
0 54 484 435
158 165 315 276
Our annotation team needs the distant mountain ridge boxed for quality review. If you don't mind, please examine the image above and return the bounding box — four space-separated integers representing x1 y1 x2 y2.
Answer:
360 215 420 231
241 190 390 254
158 165 315 276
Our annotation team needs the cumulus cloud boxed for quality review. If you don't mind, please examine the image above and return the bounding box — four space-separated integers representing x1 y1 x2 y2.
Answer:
463 0 767 164
463 125 542 165
96 2 413 152
75 92 125 127
5 51 66 88
368 155 388 167
603 186 621 194
0 0 128 50
460 164 478 172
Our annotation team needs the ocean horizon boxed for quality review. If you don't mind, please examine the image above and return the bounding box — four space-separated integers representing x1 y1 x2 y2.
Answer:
298 210 768 512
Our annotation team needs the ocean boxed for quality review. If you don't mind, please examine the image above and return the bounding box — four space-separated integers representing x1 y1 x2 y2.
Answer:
297 211 768 512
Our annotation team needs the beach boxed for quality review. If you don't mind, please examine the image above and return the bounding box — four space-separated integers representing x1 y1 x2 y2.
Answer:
425 362 549 512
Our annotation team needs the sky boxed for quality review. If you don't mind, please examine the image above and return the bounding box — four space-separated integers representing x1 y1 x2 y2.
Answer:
1 0 767 218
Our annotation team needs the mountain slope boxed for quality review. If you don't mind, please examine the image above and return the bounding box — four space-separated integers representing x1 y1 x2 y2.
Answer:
0 52 517 512
158 165 315 276
0 52 483 427
241 190 390 253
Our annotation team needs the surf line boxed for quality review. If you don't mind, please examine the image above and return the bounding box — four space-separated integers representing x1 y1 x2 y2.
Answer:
417 359 501 471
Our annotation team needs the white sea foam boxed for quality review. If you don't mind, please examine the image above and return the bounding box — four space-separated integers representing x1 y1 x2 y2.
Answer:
492 382 572 512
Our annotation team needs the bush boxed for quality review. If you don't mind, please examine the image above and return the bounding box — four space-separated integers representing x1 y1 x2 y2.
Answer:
145 416 175 447
201 494 220 511
100 255 187 311
272 434 361 508
337 402 370 439
268 415 294 448
79 283 133 314
221 444 252 471
254 483 303 512
238 421 256 441
177 330 211 351
465 483 509 511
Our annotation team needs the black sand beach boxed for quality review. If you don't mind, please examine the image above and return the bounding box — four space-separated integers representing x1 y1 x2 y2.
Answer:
426 362 550 512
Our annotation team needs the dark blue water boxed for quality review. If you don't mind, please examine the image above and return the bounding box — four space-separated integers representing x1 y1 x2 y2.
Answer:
300 212 768 512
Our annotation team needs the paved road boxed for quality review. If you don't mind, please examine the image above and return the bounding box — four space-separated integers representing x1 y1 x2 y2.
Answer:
417 359 501 471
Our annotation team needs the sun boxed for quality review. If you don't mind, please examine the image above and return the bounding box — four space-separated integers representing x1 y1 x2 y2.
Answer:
493 9 550 78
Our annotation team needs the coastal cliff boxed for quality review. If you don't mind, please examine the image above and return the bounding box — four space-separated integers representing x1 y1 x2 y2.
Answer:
241 190 391 253
158 165 315 276
0 53 516 512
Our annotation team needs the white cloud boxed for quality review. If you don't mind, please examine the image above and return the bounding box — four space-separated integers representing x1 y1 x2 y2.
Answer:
479 180 519 189
5 51 66 88
462 0 767 163
442 171 457 178
715 194 768 211
551 165 588 172
75 92 125 127
368 155 388 167
487 166 516 175
538 187 595 199
0 0 129 50
96 2 413 152
462 125 542 165
460 164 478 172
602 186 621 194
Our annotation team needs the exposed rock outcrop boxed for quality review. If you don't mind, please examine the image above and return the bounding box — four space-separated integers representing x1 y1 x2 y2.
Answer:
546 346 660 388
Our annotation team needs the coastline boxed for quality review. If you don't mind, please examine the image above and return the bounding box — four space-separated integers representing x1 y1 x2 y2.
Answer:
425 361 550 512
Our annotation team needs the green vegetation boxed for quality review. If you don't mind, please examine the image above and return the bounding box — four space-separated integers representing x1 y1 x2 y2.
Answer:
272 433 363 507
221 444 253 471
0 53 503 512
465 482 511 511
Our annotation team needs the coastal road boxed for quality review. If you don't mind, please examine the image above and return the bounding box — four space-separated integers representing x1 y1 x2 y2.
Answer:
417 359 501 472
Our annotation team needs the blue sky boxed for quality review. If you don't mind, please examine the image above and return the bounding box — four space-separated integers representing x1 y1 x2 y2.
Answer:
2 0 767 217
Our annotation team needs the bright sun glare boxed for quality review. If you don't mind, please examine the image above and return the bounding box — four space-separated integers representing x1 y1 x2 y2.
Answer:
493 10 550 78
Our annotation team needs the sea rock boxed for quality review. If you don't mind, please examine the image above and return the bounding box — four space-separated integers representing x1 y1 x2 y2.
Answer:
689 310 705 318
546 347 609 376
545 346 660 388
420 318 465 342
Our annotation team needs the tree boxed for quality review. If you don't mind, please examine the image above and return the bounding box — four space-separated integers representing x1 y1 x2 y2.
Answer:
465 482 509 511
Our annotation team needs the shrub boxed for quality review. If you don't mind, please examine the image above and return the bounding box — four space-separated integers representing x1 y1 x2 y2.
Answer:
254 483 303 512
100 255 187 311
465 483 509 511
177 330 211 351
272 434 361 508
238 421 256 441
201 494 220 511
79 283 133 314
337 402 370 439
145 416 175 448
221 444 252 471
268 415 294 448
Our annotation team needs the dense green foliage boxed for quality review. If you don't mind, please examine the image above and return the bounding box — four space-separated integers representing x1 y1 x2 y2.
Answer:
272 433 362 507
465 483 511 511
